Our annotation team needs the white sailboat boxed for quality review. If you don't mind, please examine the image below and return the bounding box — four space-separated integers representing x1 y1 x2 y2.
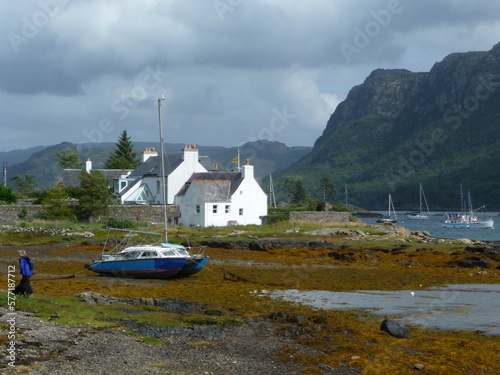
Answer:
407 183 430 220
442 188 494 229
377 194 397 223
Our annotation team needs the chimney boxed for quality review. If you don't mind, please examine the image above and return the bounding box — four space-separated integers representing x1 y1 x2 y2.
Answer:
241 159 254 179
143 147 158 162
182 144 199 164
86 159 92 173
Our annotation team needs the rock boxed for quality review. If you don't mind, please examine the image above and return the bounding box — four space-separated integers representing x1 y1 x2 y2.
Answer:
413 363 425 370
380 319 409 339
456 257 493 269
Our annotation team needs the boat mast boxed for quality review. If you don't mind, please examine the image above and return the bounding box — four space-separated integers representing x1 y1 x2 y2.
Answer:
158 95 168 241
269 173 276 208
419 183 423 214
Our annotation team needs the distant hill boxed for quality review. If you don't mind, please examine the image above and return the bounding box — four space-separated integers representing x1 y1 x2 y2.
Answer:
4 140 311 189
273 42 500 210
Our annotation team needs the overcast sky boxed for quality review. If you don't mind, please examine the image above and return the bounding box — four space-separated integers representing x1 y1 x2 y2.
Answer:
1 0 499 153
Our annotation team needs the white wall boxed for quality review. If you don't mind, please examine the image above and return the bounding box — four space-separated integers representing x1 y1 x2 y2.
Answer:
178 169 268 227
167 149 207 204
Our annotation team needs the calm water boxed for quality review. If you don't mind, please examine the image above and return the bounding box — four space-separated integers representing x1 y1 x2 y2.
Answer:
360 211 500 241
261 284 500 335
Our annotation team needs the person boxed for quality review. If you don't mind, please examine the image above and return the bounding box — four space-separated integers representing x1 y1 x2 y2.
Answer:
14 250 34 297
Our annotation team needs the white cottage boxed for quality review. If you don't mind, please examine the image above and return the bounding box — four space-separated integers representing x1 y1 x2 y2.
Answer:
118 145 210 205
177 160 268 227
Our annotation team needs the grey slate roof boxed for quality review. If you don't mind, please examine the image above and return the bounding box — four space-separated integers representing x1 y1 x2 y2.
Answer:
182 172 244 202
63 169 132 187
128 153 223 179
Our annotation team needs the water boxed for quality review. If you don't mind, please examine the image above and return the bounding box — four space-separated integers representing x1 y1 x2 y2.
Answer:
360 211 500 241
261 284 500 335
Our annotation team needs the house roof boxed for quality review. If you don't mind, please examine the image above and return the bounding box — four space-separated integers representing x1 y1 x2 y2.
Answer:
63 169 132 187
183 172 244 201
128 153 222 179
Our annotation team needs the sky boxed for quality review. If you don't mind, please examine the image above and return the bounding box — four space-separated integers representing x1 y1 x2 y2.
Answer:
1 0 499 153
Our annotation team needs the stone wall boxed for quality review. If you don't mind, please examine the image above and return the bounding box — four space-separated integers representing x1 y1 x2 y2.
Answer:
0 204 180 226
289 211 350 223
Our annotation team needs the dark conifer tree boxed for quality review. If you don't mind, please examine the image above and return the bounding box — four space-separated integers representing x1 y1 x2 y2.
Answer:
104 130 140 169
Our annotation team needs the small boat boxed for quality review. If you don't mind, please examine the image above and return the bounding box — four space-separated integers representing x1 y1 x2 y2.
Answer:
407 183 430 220
89 97 209 279
442 188 494 229
377 194 397 223
89 243 188 279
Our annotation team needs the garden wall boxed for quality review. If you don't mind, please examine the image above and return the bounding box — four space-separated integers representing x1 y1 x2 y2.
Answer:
289 211 350 223
0 205 180 226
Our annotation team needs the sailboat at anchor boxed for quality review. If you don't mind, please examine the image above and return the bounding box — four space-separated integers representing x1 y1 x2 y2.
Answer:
407 183 430 220
377 194 397 223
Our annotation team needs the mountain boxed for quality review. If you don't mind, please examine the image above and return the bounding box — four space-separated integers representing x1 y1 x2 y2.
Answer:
275 42 500 210
4 140 311 189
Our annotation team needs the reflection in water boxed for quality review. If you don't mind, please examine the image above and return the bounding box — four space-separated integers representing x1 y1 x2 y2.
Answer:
259 284 500 335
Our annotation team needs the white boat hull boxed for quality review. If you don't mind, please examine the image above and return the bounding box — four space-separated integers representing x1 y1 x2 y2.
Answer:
407 214 429 220
442 219 494 229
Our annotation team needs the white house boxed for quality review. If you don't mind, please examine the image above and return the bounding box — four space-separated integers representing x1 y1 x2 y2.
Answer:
118 145 210 205
177 160 268 227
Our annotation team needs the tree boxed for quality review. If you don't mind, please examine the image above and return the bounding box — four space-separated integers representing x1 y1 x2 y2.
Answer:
11 174 37 197
78 170 111 221
104 130 140 169
317 176 337 202
282 177 309 205
292 180 309 204
283 177 297 203
40 182 76 220
56 149 83 169
0 185 17 204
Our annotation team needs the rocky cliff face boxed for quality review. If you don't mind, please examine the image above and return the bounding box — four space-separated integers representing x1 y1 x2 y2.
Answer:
319 41 500 145
286 42 500 209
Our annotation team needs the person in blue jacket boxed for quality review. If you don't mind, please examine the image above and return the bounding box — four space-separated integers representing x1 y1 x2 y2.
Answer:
15 250 34 297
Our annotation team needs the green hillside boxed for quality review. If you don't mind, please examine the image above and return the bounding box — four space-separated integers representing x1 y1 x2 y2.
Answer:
271 43 500 210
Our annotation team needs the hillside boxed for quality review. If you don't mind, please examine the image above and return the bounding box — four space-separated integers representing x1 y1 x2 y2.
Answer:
274 42 500 210
4 140 311 189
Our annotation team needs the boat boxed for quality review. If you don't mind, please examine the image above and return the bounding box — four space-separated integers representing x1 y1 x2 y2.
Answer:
89 97 209 278
442 188 494 229
377 194 397 223
407 183 430 220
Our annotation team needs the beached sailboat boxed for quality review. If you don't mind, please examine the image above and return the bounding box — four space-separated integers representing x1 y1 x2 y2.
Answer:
407 183 430 220
442 188 494 229
377 194 397 223
89 97 209 278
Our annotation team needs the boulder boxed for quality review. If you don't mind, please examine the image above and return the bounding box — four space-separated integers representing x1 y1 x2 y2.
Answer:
380 319 409 338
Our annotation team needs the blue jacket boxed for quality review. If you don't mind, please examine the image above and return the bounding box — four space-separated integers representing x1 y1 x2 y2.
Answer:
19 256 33 277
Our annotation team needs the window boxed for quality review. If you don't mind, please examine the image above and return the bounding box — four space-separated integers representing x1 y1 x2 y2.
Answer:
225 205 230 214
156 181 160 194
213 205 218 214
239 208 243 216
120 181 127 190
195 205 200 214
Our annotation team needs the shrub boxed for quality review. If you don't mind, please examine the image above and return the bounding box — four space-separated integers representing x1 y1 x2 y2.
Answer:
104 218 138 229
261 214 289 225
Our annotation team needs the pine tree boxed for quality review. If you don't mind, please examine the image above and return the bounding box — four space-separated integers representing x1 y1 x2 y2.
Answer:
317 176 337 202
104 130 140 169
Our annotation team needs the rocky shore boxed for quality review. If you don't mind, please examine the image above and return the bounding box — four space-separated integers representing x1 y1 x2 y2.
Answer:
1 293 361 375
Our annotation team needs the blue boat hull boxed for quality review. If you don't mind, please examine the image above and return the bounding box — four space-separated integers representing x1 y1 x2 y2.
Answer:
89 258 187 279
175 256 209 278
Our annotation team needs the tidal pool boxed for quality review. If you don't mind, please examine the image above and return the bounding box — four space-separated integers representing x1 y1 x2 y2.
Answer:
260 284 500 335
